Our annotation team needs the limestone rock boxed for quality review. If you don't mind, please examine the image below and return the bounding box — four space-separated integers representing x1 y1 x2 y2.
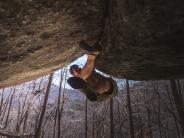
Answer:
0 0 184 87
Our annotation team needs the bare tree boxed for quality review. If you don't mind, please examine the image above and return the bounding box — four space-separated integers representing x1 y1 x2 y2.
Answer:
0 89 4 114
152 82 163 138
35 73 53 138
3 88 15 129
57 70 63 138
23 103 30 133
170 80 184 134
53 107 57 138
110 98 114 138
85 97 88 138
176 80 183 105
1 92 11 124
92 104 95 138
165 83 181 138
126 79 135 138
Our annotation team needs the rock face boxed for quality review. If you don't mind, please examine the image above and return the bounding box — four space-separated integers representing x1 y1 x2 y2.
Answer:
0 0 184 87
96 0 184 80
0 0 103 87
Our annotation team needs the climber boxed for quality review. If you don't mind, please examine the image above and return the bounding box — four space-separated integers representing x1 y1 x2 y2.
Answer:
67 41 118 102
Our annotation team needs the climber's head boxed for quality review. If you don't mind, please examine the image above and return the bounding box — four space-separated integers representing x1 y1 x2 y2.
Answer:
70 64 81 77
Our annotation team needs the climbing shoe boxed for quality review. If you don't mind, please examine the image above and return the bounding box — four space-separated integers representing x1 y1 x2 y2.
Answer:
67 77 87 89
79 41 100 55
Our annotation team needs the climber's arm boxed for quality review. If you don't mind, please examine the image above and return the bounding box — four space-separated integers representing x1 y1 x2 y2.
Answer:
79 54 97 80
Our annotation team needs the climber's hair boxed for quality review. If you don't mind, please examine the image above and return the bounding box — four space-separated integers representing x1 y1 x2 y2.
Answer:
69 64 79 75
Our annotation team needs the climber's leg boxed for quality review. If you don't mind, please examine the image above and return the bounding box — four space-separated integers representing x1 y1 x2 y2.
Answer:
67 77 87 89
67 77 98 101
79 41 101 55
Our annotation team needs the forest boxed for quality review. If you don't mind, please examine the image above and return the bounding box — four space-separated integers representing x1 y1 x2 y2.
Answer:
0 0 184 138
0 67 183 138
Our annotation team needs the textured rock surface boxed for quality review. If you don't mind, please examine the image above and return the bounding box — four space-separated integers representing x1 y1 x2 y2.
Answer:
0 0 103 87
95 0 184 80
97 0 184 80
0 0 184 87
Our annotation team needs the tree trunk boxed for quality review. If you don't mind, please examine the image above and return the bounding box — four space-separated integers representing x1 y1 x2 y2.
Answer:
4 89 15 128
23 104 30 133
92 105 95 138
157 95 163 138
126 79 135 138
147 108 153 138
165 83 181 138
38 77 44 90
53 108 57 138
35 73 53 138
176 80 183 106
110 98 114 138
170 80 184 135
0 89 4 114
15 95 21 132
60 69 67 138
85 97 88 138
57 70 63 138
1 92 11 122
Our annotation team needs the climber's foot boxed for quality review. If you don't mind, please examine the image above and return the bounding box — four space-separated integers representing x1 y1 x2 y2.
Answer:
67 77 87 89
79 41 100 55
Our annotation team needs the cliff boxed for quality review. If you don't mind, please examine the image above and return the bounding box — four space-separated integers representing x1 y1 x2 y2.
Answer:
0 0 184 87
